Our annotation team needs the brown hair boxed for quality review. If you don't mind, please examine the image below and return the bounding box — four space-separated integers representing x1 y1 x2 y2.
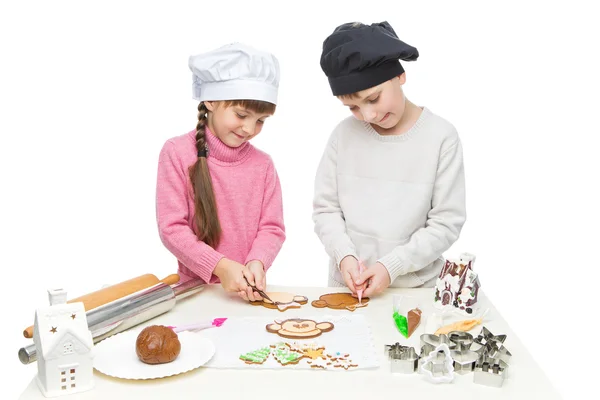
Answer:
337 91 361 100
189 100 276 247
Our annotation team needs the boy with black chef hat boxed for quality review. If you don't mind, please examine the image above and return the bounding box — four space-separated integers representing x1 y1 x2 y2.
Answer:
313 21 467 297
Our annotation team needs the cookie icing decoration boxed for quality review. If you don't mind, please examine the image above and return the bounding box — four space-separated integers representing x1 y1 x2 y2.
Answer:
272 347 303 365
303 347 326 360
307 357 329 369
239 347 271 364
333 358 358 370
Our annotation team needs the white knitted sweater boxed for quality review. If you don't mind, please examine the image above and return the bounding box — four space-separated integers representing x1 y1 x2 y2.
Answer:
312 107 466 288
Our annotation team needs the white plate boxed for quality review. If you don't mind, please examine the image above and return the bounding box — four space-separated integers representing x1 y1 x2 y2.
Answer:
93 330 215 380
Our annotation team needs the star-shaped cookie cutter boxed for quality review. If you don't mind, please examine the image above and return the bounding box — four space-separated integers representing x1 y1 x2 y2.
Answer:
471 327 512 363
470 327 511 387
384 343 419 374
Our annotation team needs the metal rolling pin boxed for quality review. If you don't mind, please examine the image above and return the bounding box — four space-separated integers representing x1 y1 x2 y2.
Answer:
19 278 204 365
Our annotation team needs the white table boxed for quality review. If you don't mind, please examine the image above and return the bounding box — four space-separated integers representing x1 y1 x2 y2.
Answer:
19 285 561 399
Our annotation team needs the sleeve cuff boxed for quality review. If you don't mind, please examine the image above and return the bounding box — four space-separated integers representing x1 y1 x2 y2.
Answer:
194 249 226 282
377 253 406 283
245 250 275 271
333 246 358 272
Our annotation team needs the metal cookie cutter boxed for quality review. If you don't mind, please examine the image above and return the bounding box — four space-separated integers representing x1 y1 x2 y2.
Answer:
471 327 512 363
450 350 479 374
385 343 419 374
420 343 455 383
471 326 506 349
447 331 474 351
474 355 509 388
420 333 457 357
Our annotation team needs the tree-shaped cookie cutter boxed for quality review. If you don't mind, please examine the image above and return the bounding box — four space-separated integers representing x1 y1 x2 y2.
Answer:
384 343 419 374
419 343 455 383
419 331 475 371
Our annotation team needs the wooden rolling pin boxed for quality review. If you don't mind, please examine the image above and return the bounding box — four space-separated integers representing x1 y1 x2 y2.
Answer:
23 273 180 338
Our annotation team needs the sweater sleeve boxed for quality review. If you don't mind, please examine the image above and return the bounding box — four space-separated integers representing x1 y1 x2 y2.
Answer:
244 159 286 271
377 138 467 283
312 131 358 269
156 140 225 283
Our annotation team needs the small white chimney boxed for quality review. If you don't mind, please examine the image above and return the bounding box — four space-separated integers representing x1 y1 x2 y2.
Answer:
48 288 67 306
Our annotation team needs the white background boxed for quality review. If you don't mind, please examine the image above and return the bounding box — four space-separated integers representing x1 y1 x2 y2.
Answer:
1 1 597 398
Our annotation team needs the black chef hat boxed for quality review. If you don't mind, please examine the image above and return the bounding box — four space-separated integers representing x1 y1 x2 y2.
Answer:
320 21 419 96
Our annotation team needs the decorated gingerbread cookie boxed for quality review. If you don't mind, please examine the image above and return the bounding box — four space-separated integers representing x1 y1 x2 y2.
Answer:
266 318 334 339
271 343 304 365
303 347 326 361
238 341 358 370
250 292 308 311
239 346 271 364
333 358 358 370
326 350 350 361
287 341 324 354
307 357 329 369
311 293 369 311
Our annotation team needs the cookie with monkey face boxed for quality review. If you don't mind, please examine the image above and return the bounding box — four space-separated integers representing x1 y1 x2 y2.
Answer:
266 318 334 339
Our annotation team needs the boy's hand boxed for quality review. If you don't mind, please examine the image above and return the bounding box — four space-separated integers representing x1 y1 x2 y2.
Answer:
339 256 366 295
242 260 266 301
357 262 391 297
213 258 262 302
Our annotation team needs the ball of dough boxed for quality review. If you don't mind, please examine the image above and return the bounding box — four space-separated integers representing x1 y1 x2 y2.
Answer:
135 325 181 364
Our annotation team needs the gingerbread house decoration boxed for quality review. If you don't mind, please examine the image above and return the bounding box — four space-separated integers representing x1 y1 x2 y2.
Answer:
33 288 94 397
434 253 480 314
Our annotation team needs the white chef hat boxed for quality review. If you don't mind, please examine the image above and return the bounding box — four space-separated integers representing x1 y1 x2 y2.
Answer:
189 42 280 105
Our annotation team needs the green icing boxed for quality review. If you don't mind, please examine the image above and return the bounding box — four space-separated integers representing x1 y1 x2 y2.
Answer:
240 347 271 363
273 347 302 364
239 343 304 365
393 311 409 338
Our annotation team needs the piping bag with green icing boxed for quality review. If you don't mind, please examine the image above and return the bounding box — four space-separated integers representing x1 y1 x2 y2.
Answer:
392 295 422 338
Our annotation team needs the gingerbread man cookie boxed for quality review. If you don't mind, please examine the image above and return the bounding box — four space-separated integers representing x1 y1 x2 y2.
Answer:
266 318 334 339
311 293 369 311
250 292 308 311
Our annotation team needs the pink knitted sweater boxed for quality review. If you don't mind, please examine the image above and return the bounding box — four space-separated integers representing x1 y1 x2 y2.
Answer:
156 128 286 283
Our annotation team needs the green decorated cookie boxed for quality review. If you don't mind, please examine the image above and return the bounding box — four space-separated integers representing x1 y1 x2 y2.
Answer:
272 347 303 365
240 346 271 364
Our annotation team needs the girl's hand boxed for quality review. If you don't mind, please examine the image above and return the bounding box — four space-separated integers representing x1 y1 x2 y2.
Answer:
213 258 261 301
357 262 391 297
339 256 366 295
239 260 266 302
